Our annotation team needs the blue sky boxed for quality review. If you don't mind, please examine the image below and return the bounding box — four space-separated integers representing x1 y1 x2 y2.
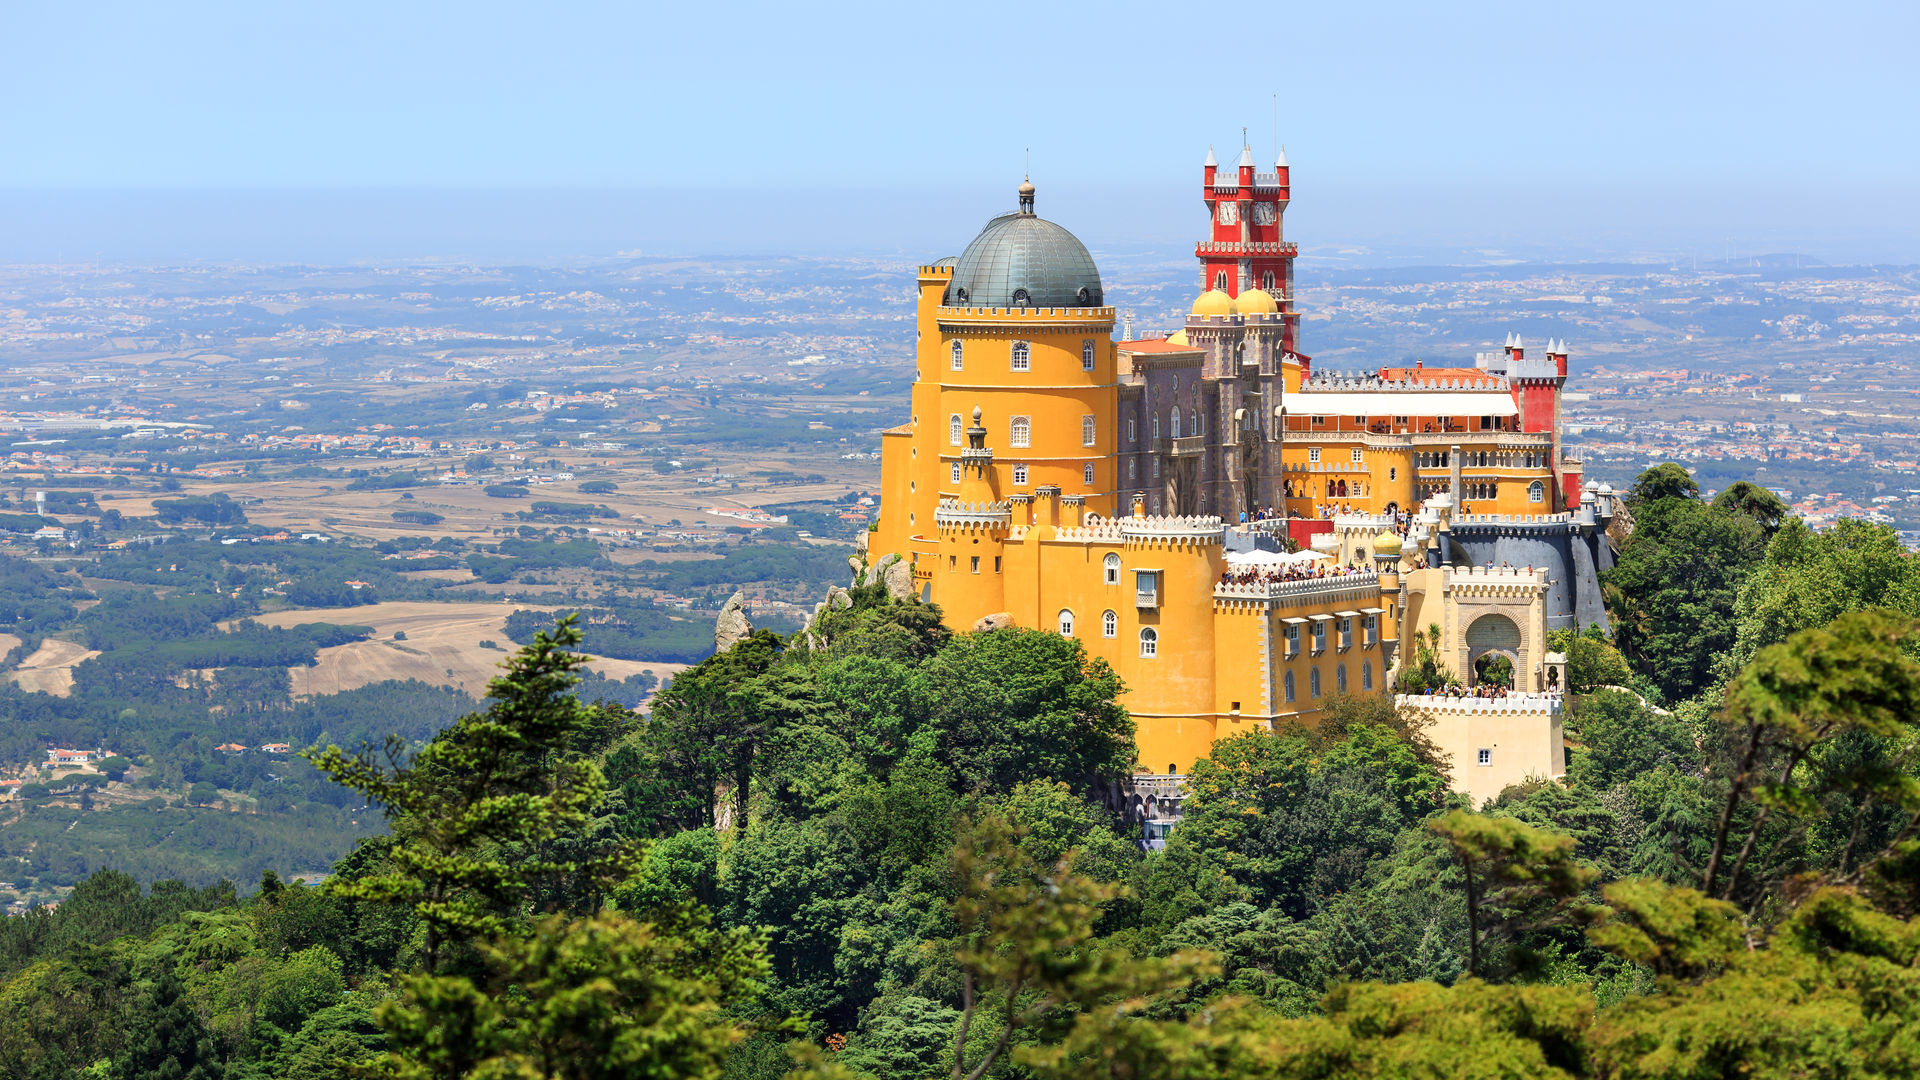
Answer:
4 1 1917 261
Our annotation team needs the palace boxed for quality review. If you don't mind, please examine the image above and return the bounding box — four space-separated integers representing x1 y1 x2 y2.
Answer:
869 147 1617 804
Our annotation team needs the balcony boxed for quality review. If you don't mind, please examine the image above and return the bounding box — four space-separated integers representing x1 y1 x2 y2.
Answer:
1157 436 1207 458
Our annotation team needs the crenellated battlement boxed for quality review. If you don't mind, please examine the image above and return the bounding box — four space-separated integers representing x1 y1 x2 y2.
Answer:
1397 692 1563 716
934 499 1012 530
1214 570 1379 604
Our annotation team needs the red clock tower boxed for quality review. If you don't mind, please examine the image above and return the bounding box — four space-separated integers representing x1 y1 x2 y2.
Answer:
1199 140 1299 354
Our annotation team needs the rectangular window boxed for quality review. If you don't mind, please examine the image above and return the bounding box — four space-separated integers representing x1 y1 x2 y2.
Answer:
948 555 956 571
1477 748 1493 766
1308 448 1321 463
993 556 1001 573
970 556 980 574
1012 464 1028 485
1134 570 1160 609
1351 448 1363 463
1365 614 1378 646
1284 625 1300 655
1011 341 1030 371
1312 623 1326 652
1338 618 1352 649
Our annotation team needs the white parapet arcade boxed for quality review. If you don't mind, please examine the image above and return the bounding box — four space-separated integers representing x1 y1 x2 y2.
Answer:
1396 691 1565 806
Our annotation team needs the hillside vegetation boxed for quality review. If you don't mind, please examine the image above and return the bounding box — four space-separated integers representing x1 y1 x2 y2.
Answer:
5 465 1920 1078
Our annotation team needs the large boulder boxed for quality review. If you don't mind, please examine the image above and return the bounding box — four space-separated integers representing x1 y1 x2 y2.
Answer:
971 612 1013 633
714 591 753 653
882 558 914 600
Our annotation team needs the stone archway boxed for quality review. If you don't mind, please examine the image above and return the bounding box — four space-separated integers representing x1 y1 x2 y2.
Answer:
1465 612 1523 689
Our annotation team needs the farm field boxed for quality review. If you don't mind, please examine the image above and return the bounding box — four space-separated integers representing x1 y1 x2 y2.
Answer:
7 638 103 697
248 601 686 697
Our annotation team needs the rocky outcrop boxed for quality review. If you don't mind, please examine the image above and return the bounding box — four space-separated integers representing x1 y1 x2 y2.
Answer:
714 591 752 653
1605 499 1635 551
882 558 914 600
971 612 1012 633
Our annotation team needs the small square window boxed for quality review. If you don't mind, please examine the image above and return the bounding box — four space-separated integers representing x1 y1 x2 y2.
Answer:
1351 448 1364 463
1477 748 1492 766
1012 464 1029 485
1308 448 1321 463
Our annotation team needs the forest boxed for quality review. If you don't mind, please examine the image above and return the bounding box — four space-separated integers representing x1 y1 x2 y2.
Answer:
4 463 1920 1079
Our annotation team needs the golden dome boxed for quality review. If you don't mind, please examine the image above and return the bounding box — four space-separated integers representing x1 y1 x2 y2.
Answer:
1372 530 1403 555
1234 287 1278 314
1166 329 1190 346
1190 289 1233 317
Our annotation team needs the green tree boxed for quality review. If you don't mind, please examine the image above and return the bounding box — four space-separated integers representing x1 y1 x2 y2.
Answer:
947 816 1209 1080
1606 496 1767 701
1173 720 1450 918
372 910 767 1080
910 628 1134 794
1710 480 1788 536
1563 690 1699 792
1426 811 1597 978
1728 516 1920 672
1545 626 1632 693
1703 609 1920 900
1627 461 1699 504
305 618 638 971
114 977 224 1080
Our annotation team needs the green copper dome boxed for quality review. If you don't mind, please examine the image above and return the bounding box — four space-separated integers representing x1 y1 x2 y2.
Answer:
944 182 1103 309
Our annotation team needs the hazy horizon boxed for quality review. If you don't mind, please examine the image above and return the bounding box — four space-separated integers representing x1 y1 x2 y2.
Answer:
5 179 1917 269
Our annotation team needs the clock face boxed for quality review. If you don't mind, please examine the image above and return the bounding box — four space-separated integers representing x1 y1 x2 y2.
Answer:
1253 202 1277 225
1216 202 1239 226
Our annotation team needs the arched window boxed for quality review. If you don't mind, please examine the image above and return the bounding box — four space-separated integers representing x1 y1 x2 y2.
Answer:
1362 660 1374 691
1528 480 1545 503
1170 409 1181 438
1215 270 1229 291
1058 609 1074 637
1081 340 1095 371
1082 414 1097 446
1152 414 1160 439
1139 627 1158 658
1102 609 1117 638
1262 270 1276 291
1284 670 1296 703
1104 553 1121 584
1010 341 1030 371
949 414 962 446
1012 464 1028 485
950 462 960 483
1083 463 1095 485
1127 416 1136 442
950 339 964 370
1309 668 1322 698
1010 416 1031 448
1336 663 1348 693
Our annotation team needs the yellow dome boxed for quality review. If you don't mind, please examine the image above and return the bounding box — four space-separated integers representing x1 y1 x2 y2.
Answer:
1372 530 1403 555
1234 287 1278 314
1190 289 1233 317
1166 329 1190 346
